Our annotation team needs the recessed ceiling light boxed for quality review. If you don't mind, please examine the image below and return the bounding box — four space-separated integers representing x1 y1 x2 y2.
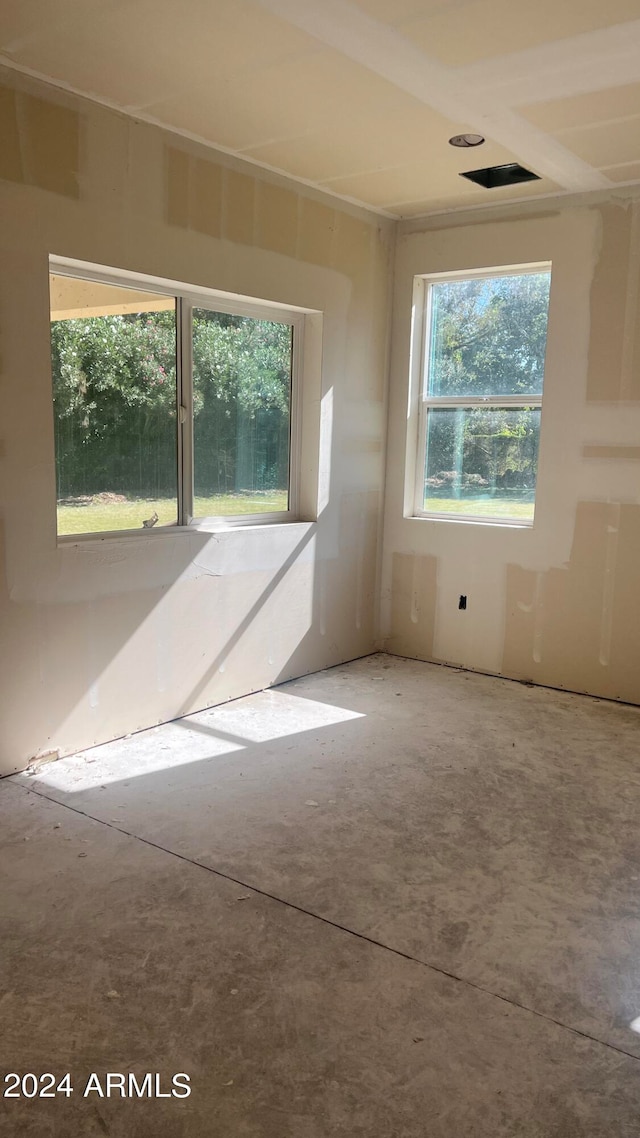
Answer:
449 133 485 148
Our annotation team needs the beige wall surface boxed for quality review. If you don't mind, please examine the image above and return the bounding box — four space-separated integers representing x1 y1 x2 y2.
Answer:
0 69 393 773
382 197 640 704
3 67 640 777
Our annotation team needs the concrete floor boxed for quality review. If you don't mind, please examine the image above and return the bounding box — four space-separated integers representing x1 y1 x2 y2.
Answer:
3 654 640 1136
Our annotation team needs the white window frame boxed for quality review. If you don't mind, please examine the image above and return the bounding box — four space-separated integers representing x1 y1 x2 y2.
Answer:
50 256 307 540
412 262 551 528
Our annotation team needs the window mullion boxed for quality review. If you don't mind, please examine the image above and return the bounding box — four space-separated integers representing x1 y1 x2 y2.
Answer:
177 298 194 526
288 320 302 517
422 396 542 408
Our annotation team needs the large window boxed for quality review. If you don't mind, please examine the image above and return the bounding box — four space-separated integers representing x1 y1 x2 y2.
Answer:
49 261 300 537
414 265 551 524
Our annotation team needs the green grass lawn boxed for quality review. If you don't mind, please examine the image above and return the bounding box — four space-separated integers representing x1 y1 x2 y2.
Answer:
423 496 535 521
57 491 289 535
57 490 533 534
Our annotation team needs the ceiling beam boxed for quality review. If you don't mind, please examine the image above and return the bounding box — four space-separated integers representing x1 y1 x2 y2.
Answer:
256 0 611 193
461 19 640 106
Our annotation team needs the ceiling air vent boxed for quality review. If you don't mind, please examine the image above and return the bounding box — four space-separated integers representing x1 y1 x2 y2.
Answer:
459 163 540 189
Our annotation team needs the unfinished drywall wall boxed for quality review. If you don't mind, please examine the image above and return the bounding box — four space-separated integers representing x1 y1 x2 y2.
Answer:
381 195 640 703
0 69 393 773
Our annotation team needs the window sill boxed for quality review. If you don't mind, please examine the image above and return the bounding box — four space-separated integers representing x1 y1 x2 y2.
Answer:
57 516 315 546
188 511 304 532
410 512 534 529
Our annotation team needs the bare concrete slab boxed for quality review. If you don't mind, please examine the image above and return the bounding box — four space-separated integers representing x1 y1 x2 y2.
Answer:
2 782 640 1137
6 654 640 1133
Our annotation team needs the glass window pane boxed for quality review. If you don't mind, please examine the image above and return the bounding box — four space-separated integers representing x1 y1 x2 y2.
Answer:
50 274 178 536
426 271 551 398
192 309 292 517
423 407 541 521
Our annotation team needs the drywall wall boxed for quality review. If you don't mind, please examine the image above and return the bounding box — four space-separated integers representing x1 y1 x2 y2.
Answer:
0 68 393 773
381 196 640 703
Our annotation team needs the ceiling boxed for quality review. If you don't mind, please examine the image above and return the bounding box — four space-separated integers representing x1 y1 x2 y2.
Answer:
1 0 640 218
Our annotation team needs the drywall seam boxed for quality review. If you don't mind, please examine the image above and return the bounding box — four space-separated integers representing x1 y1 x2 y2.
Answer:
256 0 610 192
461 19 640 107
532 572 545 666
583 446 640 460
374 224 400 649
599 502 621 667
620 201 640 400
398 185 640 232
0 66 391 770
0 58 398 221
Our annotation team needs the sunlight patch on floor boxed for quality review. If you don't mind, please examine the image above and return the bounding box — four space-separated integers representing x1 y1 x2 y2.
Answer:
22 690 365 791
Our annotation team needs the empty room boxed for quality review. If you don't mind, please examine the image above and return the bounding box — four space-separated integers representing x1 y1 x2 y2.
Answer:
2 1 640 1134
